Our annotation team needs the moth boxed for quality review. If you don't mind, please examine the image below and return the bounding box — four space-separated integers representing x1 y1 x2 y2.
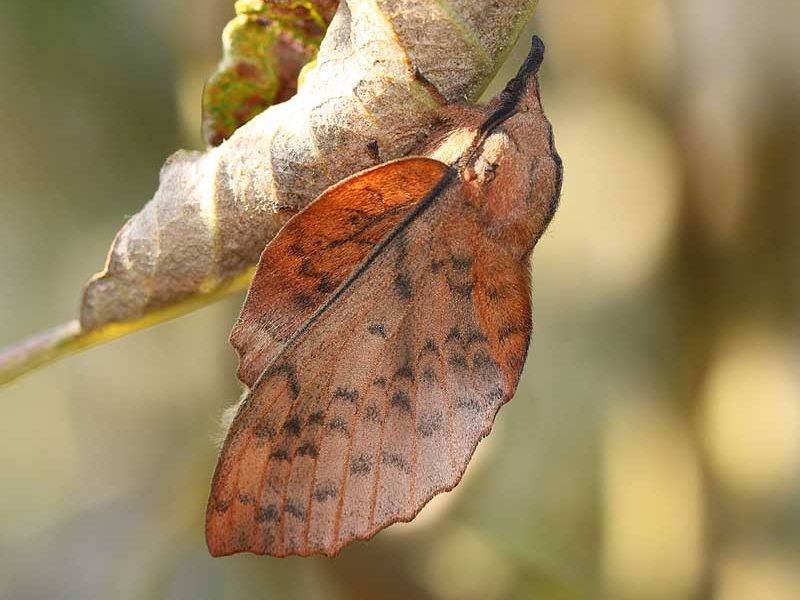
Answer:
206 36 563 557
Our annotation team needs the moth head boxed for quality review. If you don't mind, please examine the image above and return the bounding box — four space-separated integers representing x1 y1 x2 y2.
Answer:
462 37 563 254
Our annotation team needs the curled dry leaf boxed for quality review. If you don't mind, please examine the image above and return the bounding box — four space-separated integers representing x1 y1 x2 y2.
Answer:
202 0 340 146
79 0 538 335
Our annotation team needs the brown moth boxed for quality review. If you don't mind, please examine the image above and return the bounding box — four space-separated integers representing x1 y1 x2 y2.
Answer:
206 36 562 557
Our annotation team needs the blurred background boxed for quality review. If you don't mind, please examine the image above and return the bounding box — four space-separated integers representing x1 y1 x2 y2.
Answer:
1 1 799 598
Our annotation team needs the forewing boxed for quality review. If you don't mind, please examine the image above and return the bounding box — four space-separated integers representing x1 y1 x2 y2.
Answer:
206 181 534 557
231 157 449 388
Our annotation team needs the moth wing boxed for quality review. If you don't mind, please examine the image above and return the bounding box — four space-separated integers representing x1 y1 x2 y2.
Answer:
231 157 450 388
207 178 534 557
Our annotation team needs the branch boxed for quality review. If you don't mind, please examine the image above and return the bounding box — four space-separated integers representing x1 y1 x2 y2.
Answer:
0 322 83 385
0 268 254 386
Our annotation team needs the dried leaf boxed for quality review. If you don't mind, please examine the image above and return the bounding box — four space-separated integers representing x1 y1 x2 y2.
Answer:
80 0 538 336
202 0 340 146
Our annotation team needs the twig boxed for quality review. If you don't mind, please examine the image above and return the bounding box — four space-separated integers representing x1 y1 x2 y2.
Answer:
0 321 89 385
0 267 255 387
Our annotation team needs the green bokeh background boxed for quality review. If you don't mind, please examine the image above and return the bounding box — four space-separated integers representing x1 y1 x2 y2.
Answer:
1 2 799 599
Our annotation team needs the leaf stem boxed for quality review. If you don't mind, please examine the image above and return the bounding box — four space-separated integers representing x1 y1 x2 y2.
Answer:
0 321 89 385
0 266 257 387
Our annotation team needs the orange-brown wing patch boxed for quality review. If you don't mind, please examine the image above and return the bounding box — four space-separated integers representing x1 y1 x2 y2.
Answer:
206 182 534 557
231 157 449 388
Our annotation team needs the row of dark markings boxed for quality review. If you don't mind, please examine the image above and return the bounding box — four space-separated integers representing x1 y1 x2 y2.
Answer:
215 237 535 526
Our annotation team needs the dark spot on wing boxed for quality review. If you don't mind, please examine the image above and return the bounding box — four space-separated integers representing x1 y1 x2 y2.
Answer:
350 454 373 476
288 242 304 257
393 363 414 381
282 416 302 437
367 323 388 338
298 259 320 278
234 531 253 553
238 493 255 505
498 324 526 342
373 376 387 388
254 420 276 439
449 353 468 370
472 350 497 372
285 499 306 521
487 387 505 403
268 362 297 377
333 387 359 403
431 258 446 273
391 390 411 413
447 279 475 298
456 397 482 412
381 451 411 474
466 329 488 347
212 499 230 514
295 293 315 310
270 362 301 398
313 481 339 503
486 288 502 301
422 366 438 383
421 338 440 356
256 504 280 523
417 411 443 438
450 254 473 270
316 276 336 294
456 387 505 413
307 411 325 426
270 449 291 462
446 326 462 342
297 442 319 458
363 404 381 422
327 417 349 436
393 273 412 300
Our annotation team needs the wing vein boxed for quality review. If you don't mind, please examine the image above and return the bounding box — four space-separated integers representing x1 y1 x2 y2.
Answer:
224 375 291 548
366 286 424 529
297 364 340 553
435 274 457 480
329 344 386 547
